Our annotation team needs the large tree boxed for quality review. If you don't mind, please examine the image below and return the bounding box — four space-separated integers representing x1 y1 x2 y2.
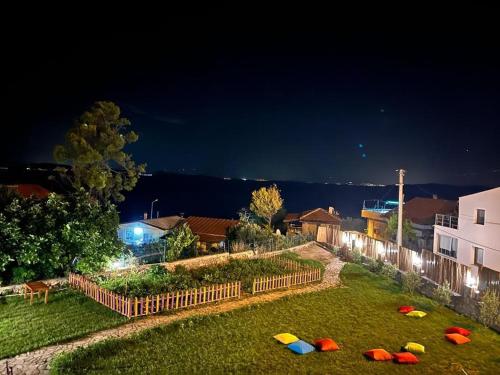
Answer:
0 190 123 283
54 101 146 203
249 184 283 229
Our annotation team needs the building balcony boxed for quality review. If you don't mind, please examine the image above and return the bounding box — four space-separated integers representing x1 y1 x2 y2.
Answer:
435 214 458 229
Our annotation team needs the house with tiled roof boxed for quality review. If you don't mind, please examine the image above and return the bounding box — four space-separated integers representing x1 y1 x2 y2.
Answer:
362 196 457 251
284 207 341 245
118 215 239 251
186 216 239 252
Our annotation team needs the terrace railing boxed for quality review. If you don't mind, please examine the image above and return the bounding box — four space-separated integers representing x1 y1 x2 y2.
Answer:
435 214 458 229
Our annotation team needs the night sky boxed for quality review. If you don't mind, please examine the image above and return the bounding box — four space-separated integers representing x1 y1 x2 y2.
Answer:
3 21 500 186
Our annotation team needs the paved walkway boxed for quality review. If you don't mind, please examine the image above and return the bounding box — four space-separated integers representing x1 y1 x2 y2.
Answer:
2 244 344 375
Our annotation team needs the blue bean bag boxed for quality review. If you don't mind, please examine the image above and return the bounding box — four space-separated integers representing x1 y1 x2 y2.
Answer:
288 340 316 355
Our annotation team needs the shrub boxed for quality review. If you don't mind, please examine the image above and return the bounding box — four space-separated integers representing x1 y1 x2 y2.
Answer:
402 271 421 295
149 265 168 278
230 241 247 253
11 266 36 284
479 288 500 327
433 281 452 305
352 249 363 264
380 263 398 280
366 258 384 273
338 246 352 262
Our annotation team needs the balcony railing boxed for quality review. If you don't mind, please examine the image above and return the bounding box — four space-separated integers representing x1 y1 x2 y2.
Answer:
435 214 458 229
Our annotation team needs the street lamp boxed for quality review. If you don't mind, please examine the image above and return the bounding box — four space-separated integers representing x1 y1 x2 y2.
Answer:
150 198 159 219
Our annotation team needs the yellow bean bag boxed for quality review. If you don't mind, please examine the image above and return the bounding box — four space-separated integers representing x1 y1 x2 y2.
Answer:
404 342 425 354
274 333 299 344
406 310 427 318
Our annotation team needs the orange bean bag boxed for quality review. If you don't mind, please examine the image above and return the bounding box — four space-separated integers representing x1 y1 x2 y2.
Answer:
392 352 419 364
398 305 415 314
445 327 471 336
313 338 339 351
445 333 471 345
363 349 393 361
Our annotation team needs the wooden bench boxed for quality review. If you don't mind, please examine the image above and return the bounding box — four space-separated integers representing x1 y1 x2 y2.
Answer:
24 281 50 305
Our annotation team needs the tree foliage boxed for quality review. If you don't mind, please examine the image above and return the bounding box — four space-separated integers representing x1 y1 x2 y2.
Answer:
385 213 416 242
53 101 146 203
249 184 283 228
165 223 198 262
0 190 123 284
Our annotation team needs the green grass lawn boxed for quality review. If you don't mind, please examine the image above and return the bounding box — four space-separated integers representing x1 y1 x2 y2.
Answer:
0 290 128 359
51 264 500 374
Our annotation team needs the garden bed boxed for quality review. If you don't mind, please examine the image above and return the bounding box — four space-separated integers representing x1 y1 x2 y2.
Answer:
93 252 323 297
69 253 324 318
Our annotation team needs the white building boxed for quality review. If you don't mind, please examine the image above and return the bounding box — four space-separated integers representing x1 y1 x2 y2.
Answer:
433 187 500 286
118 216 183 245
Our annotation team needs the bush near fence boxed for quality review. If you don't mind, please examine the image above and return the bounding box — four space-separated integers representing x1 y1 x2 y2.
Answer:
341 231 500 297
69 273 240 318
251 255 323 294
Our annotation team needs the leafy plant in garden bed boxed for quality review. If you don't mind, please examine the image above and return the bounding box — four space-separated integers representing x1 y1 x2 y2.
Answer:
93 258 293 297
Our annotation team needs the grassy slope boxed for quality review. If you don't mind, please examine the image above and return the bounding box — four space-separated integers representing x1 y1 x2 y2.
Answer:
0 290 127 359
51 264 500 374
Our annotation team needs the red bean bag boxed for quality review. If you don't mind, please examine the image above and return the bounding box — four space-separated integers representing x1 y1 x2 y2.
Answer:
445 333 471 345
313 338 339 351
363 349 393 361
392 352 419 364
398 305 415 314
445 327 471 336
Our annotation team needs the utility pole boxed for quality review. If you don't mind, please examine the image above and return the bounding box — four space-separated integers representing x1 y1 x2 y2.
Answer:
396 169 405 266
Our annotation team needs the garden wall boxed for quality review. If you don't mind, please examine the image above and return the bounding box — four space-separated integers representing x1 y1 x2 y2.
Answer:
105 241 316 276
0 277 67 297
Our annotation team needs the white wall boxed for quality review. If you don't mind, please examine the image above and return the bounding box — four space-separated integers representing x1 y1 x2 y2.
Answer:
118 222 166 245
434 187 500 272
457 187 500 272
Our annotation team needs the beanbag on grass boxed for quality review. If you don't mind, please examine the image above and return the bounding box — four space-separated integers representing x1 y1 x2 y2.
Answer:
445 333 471 345
406 310 427 318
404 342 425 354
363 349 393 361
313 338 339 351
445 327 471 336
392 352 419 364
274 333 299 344
398 305 415 314
287 340 316 355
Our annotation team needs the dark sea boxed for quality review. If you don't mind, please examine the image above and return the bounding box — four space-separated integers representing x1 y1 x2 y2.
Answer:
118 173 489 222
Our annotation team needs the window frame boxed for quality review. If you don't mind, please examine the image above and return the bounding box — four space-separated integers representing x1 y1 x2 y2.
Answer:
474 247 484 266
476 209 485 225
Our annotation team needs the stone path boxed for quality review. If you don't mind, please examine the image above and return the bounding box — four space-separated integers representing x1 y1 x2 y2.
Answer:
2 244 344 375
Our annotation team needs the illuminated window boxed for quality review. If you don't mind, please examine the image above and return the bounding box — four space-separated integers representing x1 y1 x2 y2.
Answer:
476 209 485 225
438 235 457 258
125 229 133 241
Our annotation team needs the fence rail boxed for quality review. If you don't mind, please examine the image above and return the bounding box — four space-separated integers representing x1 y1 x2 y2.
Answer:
69 273 241 318
340 231 499 297
252 268 322 294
